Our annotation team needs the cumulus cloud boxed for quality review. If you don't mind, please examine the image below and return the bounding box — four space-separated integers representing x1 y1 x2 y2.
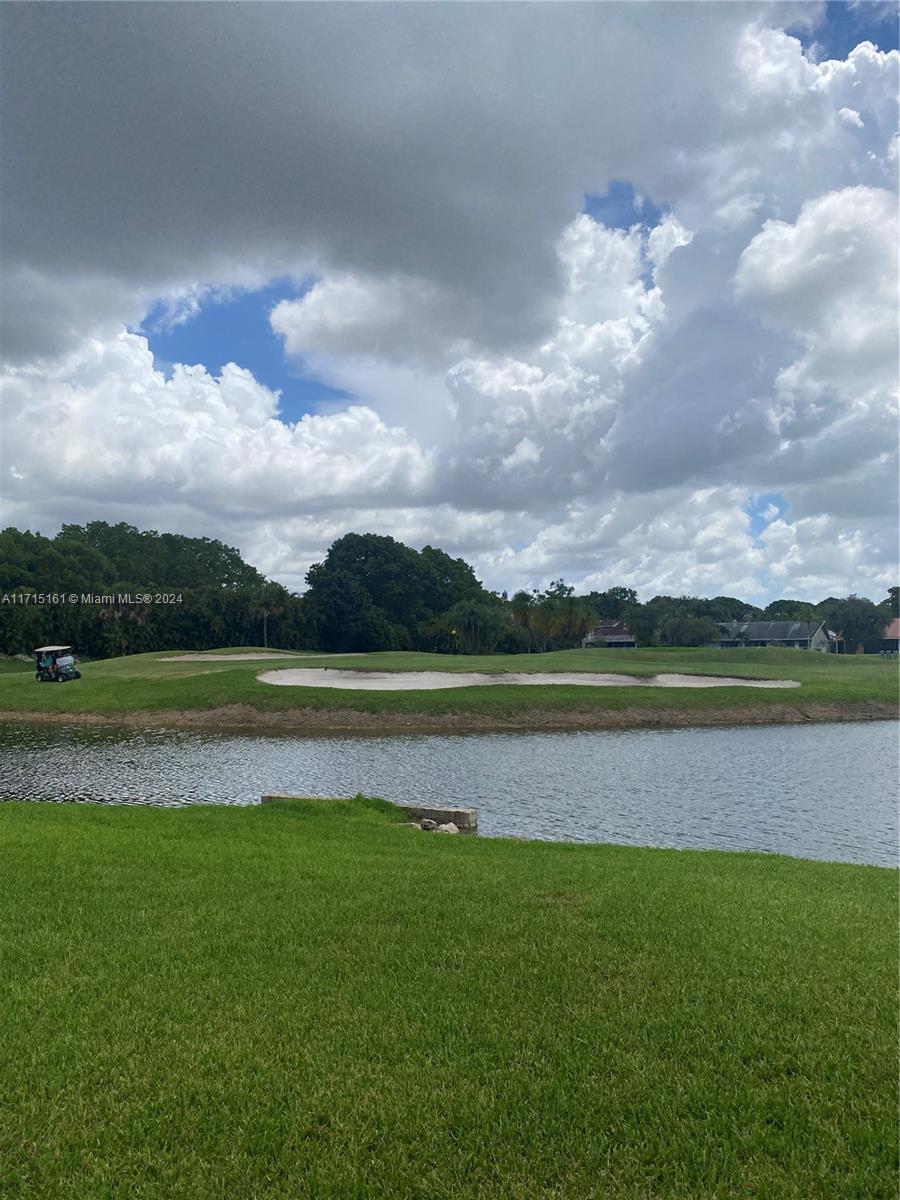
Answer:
735 186 897 492
271 274 473 368
1 333 432 519
0 4 897 603
0 2 824 359
735 186 897 368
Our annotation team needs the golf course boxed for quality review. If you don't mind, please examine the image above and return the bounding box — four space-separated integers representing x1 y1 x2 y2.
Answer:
1 796 896 1199
3 646 897 1196
0 645 896 731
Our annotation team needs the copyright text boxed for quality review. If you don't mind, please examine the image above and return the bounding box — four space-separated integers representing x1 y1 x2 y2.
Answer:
1 592 183 606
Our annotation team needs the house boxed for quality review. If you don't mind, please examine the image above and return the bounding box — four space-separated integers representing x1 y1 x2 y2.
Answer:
882 618 900 652
715 619 832 652
583 619 636 649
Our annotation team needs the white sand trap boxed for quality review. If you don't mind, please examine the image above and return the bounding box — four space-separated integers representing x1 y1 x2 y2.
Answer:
162 653 357 662
258 669 800 691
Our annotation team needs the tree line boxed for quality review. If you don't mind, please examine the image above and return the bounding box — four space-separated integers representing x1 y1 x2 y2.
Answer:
1 522 896 657
0 523 303 658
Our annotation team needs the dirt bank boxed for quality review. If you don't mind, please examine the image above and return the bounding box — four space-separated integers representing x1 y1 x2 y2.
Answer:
0 701 895 734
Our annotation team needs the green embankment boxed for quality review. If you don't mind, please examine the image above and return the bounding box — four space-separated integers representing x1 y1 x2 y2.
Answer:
0 646 896 727
0 799 895 1199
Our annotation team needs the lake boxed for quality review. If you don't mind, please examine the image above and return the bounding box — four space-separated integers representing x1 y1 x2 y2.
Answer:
0 721 896 867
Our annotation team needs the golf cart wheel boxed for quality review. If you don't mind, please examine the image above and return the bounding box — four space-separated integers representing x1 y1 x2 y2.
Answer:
73 670 81 679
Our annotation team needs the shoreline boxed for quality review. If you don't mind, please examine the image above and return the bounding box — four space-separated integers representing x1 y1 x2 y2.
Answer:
0 700 895 734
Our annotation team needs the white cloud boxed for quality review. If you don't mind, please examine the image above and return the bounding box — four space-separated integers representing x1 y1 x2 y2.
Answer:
271 274 472 368
736 186 898 442
838 106 865 128
0 333 432 518
646 212 694 267
4 4 860 360
713 193 765 230
735 186 896 337
1 7 897 605
500 438 541 474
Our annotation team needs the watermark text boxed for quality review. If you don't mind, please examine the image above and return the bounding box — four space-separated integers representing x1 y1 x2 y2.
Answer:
1 592 184 606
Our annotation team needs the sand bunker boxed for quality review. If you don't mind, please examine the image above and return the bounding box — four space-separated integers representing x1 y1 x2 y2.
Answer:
258 669 800 691
162 653 356 662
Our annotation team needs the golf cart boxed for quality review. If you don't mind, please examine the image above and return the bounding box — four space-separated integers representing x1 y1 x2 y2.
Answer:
34 645 81 683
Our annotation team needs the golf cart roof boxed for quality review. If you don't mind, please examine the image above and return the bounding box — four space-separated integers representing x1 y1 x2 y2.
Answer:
34 645 72 653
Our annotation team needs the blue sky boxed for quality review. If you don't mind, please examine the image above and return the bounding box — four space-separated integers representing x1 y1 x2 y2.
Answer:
746 492 788 538
584 181 665 232
10 1 892 601
144 279 350 425
792 1 899 59
140 0 889 438
144 180 665 427
137 0 898 428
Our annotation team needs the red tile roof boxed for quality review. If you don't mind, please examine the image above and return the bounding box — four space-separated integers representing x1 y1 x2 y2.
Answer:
883 618 900 639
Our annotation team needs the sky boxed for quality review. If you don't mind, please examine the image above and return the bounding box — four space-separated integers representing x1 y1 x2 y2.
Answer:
1 2 897 604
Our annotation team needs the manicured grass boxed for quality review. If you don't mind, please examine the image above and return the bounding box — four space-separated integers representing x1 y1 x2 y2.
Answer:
0 658 33 674
0 646 896 719
0 799 895 1198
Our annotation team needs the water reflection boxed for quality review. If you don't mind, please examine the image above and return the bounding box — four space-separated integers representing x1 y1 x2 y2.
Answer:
0 721 896 867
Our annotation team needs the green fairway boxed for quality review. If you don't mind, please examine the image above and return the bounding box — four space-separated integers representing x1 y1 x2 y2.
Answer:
0 798 895 1199
0 645 896 726
0 658 33 674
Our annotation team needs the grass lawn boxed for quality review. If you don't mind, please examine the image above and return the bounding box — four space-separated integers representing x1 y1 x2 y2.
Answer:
0 658 33 674
0 646 896 723
0 798 895 1199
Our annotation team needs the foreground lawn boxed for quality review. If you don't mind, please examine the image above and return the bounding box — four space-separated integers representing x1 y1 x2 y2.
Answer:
0 645 896 720
1 799 895 1199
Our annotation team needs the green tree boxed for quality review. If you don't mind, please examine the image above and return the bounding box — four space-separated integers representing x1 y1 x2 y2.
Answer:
762 598 819 621
439 599 511 655
508 590 540 651
303 532 495 652
318 533 428 631
248 582 291 649
624 597 677 647
583 586 638 621
0 521 305 656
419 545 485 614
303 566 402 653
527 581 593 652
693 596 760 621
659 613 720 647
818 595 883 653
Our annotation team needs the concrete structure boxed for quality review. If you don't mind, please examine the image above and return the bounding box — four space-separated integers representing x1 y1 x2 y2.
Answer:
399 804 477 831
582 620 636 649
715 620 831 651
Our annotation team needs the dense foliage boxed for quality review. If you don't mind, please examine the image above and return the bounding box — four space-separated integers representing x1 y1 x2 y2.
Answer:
0 521 896 657
302 533 508 652
508 580 593 652
622 591 896 652
0 523 306 657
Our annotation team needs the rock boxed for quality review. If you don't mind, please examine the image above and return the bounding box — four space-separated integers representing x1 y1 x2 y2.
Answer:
400 804 477 831
436 822 459 834
420 819 439 831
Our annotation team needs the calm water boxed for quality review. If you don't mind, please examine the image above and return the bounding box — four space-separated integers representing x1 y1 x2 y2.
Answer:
1 721 896 866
